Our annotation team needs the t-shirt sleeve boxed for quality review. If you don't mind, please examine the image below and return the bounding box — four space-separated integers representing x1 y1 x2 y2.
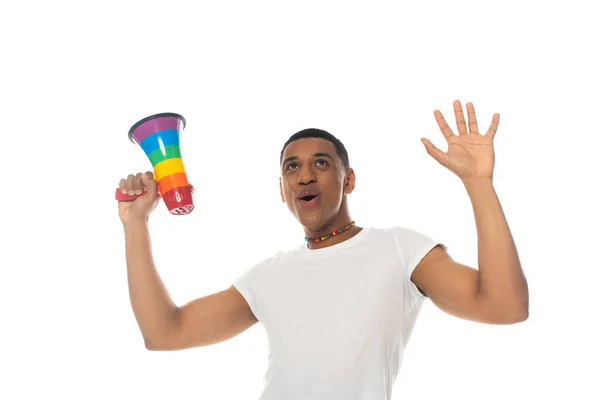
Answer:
232 255 276 323
393 226 446 301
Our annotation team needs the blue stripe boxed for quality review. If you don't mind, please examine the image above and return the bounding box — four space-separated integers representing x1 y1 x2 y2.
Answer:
140 129 180 155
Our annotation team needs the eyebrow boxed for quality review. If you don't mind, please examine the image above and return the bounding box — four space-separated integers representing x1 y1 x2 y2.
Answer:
282 152 336 166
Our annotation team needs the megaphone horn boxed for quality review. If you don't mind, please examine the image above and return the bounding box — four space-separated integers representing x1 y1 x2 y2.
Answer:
115 112 195 215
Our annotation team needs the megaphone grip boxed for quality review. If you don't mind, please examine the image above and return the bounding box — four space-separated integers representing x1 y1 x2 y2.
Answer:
114 184 193 201
115 189 145 201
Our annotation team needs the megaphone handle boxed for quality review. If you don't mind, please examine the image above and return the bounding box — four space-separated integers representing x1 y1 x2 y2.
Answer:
114 185 194 201
115 189 145 201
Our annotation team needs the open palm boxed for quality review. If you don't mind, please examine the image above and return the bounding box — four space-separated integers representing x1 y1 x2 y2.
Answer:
422 100 500 181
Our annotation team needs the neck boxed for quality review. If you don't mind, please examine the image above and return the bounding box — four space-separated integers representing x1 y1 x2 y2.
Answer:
303 198 360 249
306 224 362 250
304 211 360 250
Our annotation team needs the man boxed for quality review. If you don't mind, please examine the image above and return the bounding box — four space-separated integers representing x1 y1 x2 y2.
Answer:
118 100 529 399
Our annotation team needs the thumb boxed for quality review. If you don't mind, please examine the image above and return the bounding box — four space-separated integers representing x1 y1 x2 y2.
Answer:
421 138 447 167
141 171 159 197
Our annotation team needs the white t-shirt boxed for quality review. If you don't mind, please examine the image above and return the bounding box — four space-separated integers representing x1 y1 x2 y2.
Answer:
233 226 444 400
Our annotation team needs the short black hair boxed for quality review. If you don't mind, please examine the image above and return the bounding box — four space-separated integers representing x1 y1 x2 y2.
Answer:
280 128 350 170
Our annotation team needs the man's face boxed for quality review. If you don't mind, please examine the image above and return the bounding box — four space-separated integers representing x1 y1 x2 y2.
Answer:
279 138 355 229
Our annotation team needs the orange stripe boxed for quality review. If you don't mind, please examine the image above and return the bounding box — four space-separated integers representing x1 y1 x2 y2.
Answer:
158 172 189 194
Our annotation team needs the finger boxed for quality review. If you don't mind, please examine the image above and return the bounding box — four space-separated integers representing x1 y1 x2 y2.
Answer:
119 178 128 194
421 138 448 168
466 102 479 134
485 113 500 138
126 174 135 196
133 173 144 195
453 100 467 135
140 171 154 192
141 172 159 197
434 110 454 141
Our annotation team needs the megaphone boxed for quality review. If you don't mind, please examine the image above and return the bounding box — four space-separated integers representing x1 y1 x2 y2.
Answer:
115 112 195 215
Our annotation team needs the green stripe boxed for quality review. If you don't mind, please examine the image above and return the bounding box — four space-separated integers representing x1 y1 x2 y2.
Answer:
148 145 181 166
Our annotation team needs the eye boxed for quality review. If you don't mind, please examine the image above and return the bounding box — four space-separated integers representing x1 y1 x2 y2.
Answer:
315 159 329 167
286 162 299 170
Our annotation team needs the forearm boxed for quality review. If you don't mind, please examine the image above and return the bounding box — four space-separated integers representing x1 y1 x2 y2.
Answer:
464 178 529 318
124 219 179 347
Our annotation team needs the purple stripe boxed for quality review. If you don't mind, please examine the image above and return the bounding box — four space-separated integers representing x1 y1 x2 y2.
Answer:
131 116 183 144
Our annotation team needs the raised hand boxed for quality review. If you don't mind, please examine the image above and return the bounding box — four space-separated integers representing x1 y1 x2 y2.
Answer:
117 171 161 224
421 100 500 182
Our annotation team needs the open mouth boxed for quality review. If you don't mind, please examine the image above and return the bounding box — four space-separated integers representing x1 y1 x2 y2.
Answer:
298 194 320 207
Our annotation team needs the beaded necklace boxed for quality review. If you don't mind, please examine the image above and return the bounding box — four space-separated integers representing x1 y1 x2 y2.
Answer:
305 221 356 243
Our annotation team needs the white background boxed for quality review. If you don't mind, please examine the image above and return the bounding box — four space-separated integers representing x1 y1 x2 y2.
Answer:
1 1 599 399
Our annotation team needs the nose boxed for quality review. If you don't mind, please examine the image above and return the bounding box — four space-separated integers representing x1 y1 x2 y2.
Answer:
297 165 317 185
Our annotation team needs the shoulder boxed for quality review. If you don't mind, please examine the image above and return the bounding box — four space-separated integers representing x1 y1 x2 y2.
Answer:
389 225 446 250
372 226 447 273
352 226 445 263
364 225 443 247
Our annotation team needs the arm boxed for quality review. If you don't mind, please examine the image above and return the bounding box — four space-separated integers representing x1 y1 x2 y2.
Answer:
415 100 529 324
124 219 257 351
411 179 529 324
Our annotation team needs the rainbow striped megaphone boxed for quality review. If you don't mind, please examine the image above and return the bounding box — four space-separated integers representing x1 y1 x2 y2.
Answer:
115 113 195 215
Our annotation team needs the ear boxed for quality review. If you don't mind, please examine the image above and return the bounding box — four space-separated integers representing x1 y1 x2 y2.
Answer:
279 177 285 202
343 168 356 194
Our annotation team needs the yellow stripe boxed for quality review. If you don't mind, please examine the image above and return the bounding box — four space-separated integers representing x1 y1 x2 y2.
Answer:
154 158 186 180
